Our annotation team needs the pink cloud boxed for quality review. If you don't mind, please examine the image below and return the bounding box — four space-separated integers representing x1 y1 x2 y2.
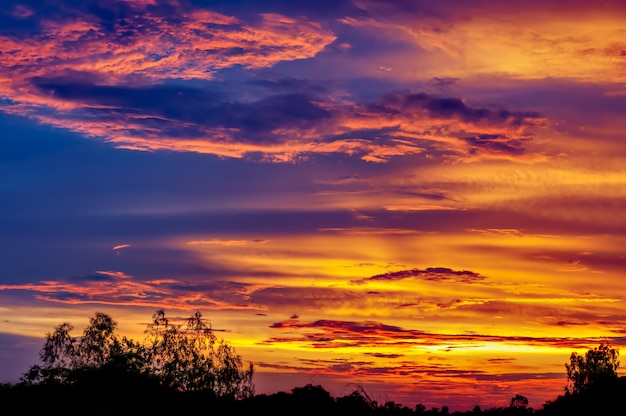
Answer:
0 2 547 164
0 273 258 311
0 10 335 85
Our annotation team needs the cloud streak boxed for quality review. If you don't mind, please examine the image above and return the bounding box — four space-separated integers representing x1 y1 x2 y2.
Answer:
352 267 488 285
0 271 260 310
345 0 626 82
266 317 618 350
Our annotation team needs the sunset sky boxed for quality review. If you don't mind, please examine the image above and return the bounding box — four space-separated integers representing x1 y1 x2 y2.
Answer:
2 0 626 411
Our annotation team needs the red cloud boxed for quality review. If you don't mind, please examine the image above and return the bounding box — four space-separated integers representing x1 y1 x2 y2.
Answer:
266 317 616 350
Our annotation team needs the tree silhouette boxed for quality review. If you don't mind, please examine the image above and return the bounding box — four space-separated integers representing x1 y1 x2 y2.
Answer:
565 343 619 394
144 309 254 398
507 394 532 415
77 312 118 367
335 390 376 415
21 310 254 400
510 394 528 409
22 321 75 384
291 384 335 416
15 334 626 415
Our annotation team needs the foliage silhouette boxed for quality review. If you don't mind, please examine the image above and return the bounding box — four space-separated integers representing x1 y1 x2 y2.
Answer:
541 344 623 416
21 309 254 400
335 389 376 415
6 339 626 416
564 343 619 395
509 394 528 409
292 383 335 414
144 309 254 398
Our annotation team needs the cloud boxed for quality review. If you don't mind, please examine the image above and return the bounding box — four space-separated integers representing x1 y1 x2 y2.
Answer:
250 286 369 312
344 0 626 82
465 229 526 238
428 77 459 88
0 1 348 160
352 267 487 285
384 204 458 211
282 90 545 163
371 92 542 126
365 352 405 359
2 79 544 162
265 317 617 350
0 0 548 164
94 270 132 279
486 357 516 364
187 239 269 246
318 227 428 236
0 7 335 83
27 81 332 140
0 273 261 311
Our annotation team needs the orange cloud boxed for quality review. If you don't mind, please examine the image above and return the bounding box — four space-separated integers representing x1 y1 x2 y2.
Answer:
343 2 626 83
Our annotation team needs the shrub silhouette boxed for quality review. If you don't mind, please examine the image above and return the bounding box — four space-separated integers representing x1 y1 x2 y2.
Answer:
291 384 335 415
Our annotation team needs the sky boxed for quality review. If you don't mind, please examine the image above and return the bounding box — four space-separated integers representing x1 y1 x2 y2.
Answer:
1 0 626 411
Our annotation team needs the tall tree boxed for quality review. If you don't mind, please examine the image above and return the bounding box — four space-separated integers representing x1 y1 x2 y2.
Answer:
77 312 118 367
565 343 619 394
21 322 76 384
144 309 254 398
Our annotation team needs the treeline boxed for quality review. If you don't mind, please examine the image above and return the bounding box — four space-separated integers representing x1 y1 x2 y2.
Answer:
4 376 626 416
1 311 625 415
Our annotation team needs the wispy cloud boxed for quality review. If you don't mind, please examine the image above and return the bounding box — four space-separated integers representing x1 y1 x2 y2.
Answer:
344 0 626 82
94 270 132 279
0 272 260 310
187 239 269 246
